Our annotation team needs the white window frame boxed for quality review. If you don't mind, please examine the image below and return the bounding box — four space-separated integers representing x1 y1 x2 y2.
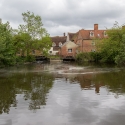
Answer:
68 49 72 53
90 31 94 37
59 42 62 47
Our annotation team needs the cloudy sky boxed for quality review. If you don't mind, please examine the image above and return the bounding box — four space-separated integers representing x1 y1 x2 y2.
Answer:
0 0 125 36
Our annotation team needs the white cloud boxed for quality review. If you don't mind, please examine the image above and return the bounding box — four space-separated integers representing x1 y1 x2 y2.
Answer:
0 0 125 36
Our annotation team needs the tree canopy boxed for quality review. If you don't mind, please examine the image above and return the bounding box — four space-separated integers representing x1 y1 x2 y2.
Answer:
94 22 125 65
16 11 52 57
0 11 52 66
0 21 15 66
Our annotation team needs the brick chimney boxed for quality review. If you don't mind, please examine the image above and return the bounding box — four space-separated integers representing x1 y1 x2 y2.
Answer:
94 24 98 30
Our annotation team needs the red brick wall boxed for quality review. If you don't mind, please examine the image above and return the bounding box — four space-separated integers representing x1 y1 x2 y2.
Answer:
76 40 95 52
59 45 77 57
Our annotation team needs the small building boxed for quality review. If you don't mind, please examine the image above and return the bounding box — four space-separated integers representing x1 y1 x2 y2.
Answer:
59 41 78 57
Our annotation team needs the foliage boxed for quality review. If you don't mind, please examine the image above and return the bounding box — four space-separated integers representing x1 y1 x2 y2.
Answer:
0 70 54 114
17 11 52 56
76 52 92 62
13 33 32 56
90 52 102 62
94 22 125 65
0 21 16 66
115 34 125 65
49 55 61 60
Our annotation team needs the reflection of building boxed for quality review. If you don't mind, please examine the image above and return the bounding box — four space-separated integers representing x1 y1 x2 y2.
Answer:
73 74 105 93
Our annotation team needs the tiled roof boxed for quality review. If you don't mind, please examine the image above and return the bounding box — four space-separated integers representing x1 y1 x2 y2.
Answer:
53 46 60 51
50 36 67 46
79 29 107 40
68 32 78 41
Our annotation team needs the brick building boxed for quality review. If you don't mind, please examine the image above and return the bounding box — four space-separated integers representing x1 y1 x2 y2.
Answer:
76 24 108 52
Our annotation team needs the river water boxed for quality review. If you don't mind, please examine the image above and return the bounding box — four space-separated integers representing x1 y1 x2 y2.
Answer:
0 61 125 125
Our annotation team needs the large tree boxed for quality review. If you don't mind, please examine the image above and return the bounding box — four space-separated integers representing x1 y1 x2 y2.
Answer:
17 11 51 56
0 21 15 66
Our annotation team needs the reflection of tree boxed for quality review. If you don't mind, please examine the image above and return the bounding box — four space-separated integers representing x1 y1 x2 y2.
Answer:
93 70 125 94
0 71 54 114
0 76 17 114
27 73 53 110
14 72 54 111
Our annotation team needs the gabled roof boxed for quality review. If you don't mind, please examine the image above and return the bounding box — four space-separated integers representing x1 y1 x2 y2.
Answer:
50 36 67 46
61 40 78 49
78 29 107 40
53 46 60 51
68 32 78 41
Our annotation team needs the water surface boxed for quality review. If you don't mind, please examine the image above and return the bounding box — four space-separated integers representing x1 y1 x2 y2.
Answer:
0 62 125 125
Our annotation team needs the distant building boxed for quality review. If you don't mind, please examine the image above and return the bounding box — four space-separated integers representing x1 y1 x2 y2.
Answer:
49 24 108 57
49 33 67 55
76 24 108 52
59 41 78 57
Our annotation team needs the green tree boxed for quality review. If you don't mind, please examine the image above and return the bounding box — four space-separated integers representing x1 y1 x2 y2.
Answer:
17 11 52 56
0 21 15 66
13 33 32 56
115 34 125 65
94 22 125 64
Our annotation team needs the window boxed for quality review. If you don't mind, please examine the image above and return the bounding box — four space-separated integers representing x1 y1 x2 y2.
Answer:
59 42 62 47
68 49 72 53
90 31 94 37
52 42 56 47
97 34 100 37
92 40 95 45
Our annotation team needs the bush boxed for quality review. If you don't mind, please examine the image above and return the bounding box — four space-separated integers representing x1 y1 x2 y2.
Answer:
25 55 35 62
76 52 92 62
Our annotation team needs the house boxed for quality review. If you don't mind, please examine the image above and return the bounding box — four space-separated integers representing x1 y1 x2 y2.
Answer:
49 33 67 55
76 24 108 52
59 41 78 57
59 32 79 57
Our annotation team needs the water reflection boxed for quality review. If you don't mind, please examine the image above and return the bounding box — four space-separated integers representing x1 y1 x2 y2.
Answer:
0 71 54 114
0 77 17 114
0 63 125 125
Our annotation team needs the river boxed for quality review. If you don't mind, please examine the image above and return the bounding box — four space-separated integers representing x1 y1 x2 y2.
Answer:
0 61 125 125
